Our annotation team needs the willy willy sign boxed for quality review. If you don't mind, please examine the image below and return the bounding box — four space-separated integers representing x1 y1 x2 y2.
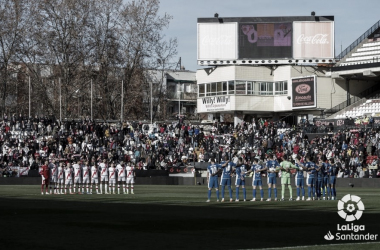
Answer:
292 76 317 109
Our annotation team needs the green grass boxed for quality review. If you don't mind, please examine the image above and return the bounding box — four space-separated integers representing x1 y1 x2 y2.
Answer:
0 185 379 250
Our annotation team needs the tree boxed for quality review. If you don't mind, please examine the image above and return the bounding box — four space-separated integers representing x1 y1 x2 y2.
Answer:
36 0 93 119
118 0 177 121
0 0 26 114
2 0 178 121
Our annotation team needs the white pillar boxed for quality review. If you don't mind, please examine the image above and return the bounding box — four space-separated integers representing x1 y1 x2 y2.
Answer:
234 112 242 128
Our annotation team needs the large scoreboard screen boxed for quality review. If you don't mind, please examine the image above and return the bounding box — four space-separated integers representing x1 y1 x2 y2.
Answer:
197 15 334 63
238 22 292 59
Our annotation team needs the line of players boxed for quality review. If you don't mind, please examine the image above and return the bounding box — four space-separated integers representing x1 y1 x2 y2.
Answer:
206 154 338 202
39 159 136 195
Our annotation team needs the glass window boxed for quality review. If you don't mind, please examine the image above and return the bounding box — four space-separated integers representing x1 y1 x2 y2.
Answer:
253 82 260 95
199 80 287 97
206 83 211 96
216 82 227 96
235 81 246 95
198 84 205 97
274 81 288 95
247 81 253 94
216 82 223 95
268 82 273 93
223 82 228 92
259 82 273 95
211 82 217 96
228 81 235 95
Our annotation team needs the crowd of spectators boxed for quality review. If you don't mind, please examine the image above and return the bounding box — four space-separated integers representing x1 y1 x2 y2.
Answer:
0 113 380 179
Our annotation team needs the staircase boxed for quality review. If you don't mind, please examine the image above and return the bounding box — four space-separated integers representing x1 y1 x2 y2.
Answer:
337 20 380 64
325 84 380 118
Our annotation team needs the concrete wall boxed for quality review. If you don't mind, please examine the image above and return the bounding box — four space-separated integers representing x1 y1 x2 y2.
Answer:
335 78 378 99
2 177 380 188
197 66 236 83
235 66 273 81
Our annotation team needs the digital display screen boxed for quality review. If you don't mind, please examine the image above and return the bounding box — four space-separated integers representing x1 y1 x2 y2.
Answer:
238 22 292 59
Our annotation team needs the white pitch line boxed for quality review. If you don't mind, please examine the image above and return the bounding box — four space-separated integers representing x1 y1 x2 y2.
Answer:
254 241 380 250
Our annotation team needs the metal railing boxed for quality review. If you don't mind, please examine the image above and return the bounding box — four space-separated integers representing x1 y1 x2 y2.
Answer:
325 84 380 114
337 20 380 60
167 92 197 100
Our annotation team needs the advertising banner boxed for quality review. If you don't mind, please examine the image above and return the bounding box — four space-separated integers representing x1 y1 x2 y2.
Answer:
314 118 380 128
292 76 316 109
197 23 238 60
198 96 231 112
238 22 292 59
19 167 30 176
293 22 334 59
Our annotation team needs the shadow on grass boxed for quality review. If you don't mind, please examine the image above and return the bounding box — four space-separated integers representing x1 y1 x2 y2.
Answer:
1 196 379 250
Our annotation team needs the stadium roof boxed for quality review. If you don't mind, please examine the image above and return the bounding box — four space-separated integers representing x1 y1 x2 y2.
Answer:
197 15 334 23
330 20 380 79
166 71 196 82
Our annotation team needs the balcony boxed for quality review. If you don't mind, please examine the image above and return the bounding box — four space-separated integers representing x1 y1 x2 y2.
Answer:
167 92 197 100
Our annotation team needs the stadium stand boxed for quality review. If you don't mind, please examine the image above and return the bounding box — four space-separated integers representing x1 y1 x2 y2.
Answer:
337 19 380 66
340 39 380 66
334 99 380 119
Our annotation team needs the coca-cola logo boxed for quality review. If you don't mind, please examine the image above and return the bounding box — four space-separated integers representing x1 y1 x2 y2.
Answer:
295 84 311 94
297 34 329 44
201 35 233 46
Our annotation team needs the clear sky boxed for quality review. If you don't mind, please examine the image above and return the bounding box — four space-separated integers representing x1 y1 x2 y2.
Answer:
158 0 380 72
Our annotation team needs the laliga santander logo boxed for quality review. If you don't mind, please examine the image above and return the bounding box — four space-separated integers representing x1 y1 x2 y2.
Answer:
324 194 365 241
337 194 365 222
324 195 378 241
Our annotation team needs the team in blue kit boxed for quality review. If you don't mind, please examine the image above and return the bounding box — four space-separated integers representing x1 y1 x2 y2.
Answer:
321 160 331 200
220 156 235 202
328 158 338 200
266 154 280 201
206 158 225 202
295 157 306 201
247 158 265 201
315 159 324 200
235 157 247 201
305 156 318 201
205 155 337 203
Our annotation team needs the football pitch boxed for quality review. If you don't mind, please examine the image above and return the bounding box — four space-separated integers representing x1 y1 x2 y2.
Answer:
0 185 379 250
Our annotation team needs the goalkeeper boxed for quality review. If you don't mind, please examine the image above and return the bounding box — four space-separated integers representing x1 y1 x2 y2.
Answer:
279 156 297 201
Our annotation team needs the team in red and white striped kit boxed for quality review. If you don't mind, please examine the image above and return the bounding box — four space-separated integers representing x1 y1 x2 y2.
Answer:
39 159 135 195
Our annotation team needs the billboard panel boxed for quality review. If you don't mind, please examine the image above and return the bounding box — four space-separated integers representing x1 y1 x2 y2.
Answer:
197 96 231 112
238 22 292 59
292 76 317 109
293 22 334 59
197 23 238 60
